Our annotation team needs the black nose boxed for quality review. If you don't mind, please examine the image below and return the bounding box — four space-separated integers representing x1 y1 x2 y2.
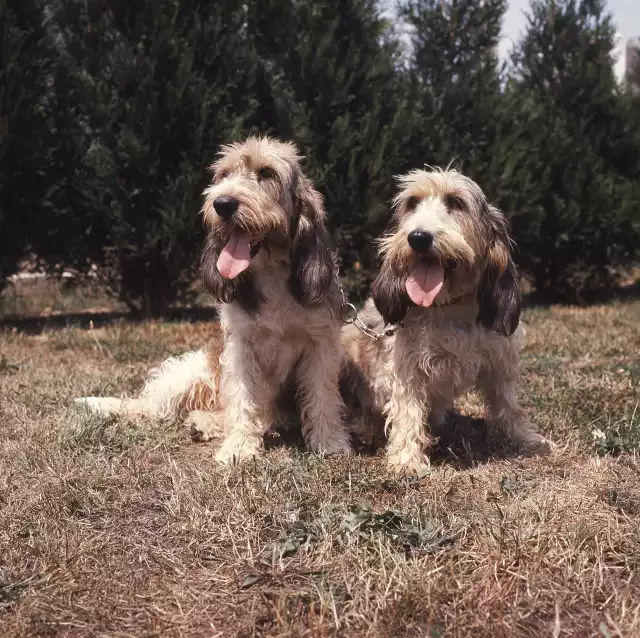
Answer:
407 230 434 253
213 196 239 219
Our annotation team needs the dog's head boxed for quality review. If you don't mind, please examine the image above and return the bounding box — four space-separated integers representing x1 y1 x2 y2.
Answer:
200 137 334 309
372 169 520 336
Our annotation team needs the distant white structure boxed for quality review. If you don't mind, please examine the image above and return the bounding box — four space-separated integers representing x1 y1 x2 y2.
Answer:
612 34 640 89
496 35 516 64
612 32 626 83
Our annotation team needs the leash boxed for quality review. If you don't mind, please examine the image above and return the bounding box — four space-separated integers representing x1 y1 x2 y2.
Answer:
334 266 399 341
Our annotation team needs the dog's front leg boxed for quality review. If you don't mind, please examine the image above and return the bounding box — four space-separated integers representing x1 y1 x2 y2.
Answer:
297 337 352 456
384 362 434 474
215 337 275 465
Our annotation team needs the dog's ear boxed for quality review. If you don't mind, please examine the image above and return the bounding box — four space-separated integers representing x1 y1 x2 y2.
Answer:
371 215 411 325
476 205 521 337
288 175 334 306
371 263 411 326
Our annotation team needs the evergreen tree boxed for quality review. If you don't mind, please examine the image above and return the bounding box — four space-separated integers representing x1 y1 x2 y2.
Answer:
248 0 413 297
52 0 259 316
500 0 640 300
0 0 52 289
400 0 507 192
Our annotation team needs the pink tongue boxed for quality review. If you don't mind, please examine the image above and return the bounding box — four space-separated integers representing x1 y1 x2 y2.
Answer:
216 231 251 279
406 263 445 307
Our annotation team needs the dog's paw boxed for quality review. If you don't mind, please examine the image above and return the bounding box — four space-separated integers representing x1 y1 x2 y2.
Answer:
73 397 119 415
513 427 552 453
305 426 353 457
215 435 262 465
317 439 353 457
387 448 432 476
186 411 222 443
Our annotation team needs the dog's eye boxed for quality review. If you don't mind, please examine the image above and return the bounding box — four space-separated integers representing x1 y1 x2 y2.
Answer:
217 170 229 182
445 194 465 211
406 196 420 210
257 167 277 182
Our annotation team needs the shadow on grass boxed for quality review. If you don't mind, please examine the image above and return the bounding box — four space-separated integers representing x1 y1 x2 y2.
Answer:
261 408 546 471
429 410 544 469
0 306 220 335
4 277 638 334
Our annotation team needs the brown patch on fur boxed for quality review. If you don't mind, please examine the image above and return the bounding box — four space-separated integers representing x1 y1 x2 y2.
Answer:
172 380 218 418
289 177 334 306
488 242 509 274
170 329 225 417
477 205 521 337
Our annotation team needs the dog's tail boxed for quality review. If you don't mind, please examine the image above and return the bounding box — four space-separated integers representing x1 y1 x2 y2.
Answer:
75 347 219 421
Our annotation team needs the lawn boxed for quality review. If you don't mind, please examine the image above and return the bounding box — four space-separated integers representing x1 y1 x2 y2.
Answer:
0 299 639 637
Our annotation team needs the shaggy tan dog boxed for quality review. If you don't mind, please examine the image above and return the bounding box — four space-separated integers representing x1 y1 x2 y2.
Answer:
340 168 547 473
77 137 351 464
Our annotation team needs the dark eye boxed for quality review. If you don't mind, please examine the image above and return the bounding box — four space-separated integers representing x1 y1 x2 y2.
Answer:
445 194 465 211
257 166 277 182
217 169 229 182
406 196 420 210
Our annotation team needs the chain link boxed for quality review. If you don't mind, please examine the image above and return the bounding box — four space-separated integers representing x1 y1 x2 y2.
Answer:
334 266 397 341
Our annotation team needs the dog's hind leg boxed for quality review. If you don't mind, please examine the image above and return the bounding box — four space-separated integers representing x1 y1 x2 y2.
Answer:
75 348 217 421
74 396 153 417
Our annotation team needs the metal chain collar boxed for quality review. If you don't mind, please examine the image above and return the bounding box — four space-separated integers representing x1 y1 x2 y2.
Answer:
333 266 471 340
334 267 398 341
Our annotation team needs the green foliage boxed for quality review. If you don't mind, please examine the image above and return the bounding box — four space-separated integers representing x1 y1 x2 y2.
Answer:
1 0 639 308
0 0 52 287
50 0 260 316
258 502 454 565
499 0 640 300
248 0 413 297
400 0 507 191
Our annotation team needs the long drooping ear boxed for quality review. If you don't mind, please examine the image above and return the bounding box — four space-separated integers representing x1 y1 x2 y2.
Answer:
476 205 521 337
200 231 261 314
371 215 411 325
288 175 334 306
371 262 411 326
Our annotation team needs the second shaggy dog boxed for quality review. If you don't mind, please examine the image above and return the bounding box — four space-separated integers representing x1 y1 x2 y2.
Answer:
341 168 547 473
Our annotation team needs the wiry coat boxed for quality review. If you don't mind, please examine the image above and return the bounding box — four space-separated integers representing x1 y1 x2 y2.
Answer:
340 169 547 473
76 137 351 463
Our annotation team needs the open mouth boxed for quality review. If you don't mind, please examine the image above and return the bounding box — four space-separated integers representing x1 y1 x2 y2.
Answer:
405 258 445 308
216 229 263 279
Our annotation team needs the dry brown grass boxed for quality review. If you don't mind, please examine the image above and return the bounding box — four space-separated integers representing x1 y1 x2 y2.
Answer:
1 301 639 637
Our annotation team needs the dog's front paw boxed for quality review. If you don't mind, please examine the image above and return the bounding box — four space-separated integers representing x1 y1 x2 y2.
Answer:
306 427 353 457
186 410 222 443
316 437 353 457
387 447 432 476
215 434 262 465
